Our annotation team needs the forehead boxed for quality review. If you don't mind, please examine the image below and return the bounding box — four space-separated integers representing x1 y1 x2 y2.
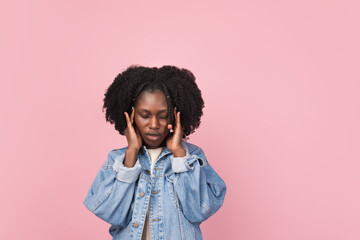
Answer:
135 90 168 110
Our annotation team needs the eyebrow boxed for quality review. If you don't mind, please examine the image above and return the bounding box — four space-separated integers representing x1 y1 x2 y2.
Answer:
138 109 168 114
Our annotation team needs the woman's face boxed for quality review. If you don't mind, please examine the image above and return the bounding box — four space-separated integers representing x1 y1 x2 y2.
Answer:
134 90 171 149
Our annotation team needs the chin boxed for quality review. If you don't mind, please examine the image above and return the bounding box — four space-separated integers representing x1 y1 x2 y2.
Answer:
144 138 166 149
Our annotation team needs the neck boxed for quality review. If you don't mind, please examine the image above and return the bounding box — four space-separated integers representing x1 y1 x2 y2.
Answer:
144 141 166 149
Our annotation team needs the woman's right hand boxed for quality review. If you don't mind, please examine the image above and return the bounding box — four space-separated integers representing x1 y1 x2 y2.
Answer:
124 107 143 151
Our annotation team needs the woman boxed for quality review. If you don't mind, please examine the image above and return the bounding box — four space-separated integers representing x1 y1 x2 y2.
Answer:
84 65 227 240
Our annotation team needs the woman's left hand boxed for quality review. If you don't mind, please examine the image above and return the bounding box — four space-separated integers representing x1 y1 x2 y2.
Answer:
166 107 186 157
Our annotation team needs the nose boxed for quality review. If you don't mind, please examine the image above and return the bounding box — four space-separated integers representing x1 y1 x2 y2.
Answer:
149 116 159 129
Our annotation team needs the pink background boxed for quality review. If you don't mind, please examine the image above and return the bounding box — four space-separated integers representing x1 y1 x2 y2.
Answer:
1 1 359 239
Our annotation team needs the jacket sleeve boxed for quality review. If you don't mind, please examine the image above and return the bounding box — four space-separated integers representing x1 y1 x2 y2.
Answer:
171 147 227 224
83 149 142 227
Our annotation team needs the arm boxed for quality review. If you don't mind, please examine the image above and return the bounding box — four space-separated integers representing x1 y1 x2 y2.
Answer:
171 147 227 224
83 149 142 227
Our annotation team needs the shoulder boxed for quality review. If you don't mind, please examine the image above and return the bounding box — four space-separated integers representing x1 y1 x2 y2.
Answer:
98 146 128 170
106 146 128 162
181 140 201 152
182 140 208 163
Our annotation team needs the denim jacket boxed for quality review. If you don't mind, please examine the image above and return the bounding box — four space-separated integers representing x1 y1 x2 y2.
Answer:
83 140 227 240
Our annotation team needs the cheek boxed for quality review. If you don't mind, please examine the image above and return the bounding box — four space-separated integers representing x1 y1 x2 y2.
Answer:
134 117 145 131
160 120 169 131
159 118 169 125
135 116 145 125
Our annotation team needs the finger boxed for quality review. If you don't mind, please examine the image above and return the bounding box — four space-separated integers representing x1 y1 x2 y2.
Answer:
172 110 181 136
135 126 141 136
124 112 130 126
135 126 142 142
130 107 135 124
176 110 181 128
124 111 132 129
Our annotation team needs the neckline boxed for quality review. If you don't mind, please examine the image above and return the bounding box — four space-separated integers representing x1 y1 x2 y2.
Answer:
147 147 165 151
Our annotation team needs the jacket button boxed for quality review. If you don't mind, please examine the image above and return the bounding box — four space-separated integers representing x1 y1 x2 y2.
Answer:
133 222 139 228
139 191 144 197
145 170 150 174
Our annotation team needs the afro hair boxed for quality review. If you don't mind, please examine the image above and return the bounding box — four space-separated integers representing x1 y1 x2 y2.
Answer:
102 65 205 140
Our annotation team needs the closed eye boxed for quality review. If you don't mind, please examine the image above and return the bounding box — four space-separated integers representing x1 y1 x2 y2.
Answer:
141 115 167 119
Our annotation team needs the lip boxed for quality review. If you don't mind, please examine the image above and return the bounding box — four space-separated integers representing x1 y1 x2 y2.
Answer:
145 133 161 142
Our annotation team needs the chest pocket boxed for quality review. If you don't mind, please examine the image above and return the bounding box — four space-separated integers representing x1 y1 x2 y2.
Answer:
165 173 178 207
165 173 197 240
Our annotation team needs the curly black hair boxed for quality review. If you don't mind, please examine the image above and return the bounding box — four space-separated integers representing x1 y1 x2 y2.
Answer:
102 65 205 140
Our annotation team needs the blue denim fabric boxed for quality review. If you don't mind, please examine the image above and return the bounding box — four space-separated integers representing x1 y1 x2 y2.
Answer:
83 139 227 240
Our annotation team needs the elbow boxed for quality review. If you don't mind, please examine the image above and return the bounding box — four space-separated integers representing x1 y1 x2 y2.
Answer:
89 201 133 227
184 207 212 224
214 180 227 213
198 182 227 223
184 200 223 224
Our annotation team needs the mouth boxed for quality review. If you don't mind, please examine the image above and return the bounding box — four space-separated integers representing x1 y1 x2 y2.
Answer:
145 133 162 142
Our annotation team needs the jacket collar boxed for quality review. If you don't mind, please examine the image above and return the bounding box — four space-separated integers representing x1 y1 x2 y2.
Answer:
138 139 189 171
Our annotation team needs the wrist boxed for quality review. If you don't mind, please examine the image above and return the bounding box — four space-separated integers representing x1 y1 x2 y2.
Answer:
126 147 140 153
124 148 139 167
172 147 186 158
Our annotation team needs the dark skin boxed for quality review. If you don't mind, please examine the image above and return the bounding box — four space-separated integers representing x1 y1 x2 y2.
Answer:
123 90 186 167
